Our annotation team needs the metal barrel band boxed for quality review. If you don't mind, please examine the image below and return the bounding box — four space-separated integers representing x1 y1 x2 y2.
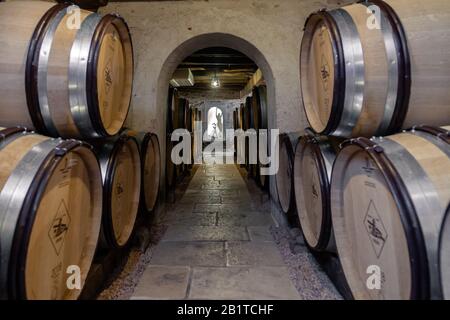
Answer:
412 125 450 145
340 137 383 152
68 13 103 138
358 0 400 136
370 0 411 134
312 139 333 251
0 127 28 141
328 9 364 138
25 3 70 135
37 5 78 137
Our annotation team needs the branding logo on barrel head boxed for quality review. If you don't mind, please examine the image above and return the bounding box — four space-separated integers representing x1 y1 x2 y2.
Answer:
104 59 113 94
48 200 71 256
116 182 124 197
364 200 387 258
311 180 319 199
320 54 330 92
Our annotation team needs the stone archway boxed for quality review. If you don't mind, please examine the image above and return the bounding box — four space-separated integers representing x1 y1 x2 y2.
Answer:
156 32 277 196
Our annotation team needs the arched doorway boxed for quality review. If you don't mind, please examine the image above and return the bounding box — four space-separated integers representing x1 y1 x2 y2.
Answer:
156 33 276 195
206 107 224 142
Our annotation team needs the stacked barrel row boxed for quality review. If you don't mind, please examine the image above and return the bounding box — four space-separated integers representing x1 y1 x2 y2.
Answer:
234 86 269 190
276 0 450 300
0 1 161 300
166 88 201 190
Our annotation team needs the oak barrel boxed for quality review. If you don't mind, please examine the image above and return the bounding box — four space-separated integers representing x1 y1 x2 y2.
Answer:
239 104 245 130
300 0 450 138
168 87 178 132
275 132 301 218
166 134 177 189
192 109 202 163
95 133 141 248
252 86 269 188
0 127 102 300
293 130 338 253
331 126 450 299
123 130 161 214
0 1 134 138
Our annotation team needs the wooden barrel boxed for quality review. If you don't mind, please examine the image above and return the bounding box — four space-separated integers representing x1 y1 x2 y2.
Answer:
192 109 202 163
331 126 450 299
0 1 134 139
142 132 160 212
166 134 177 189
168 87 179 132
123 129 161 214
293 130 338 253
244 96 253 172
252 86 269 188
275 132 301 218
185 103 193 132
0 127 102 300
177 98 188 130
95 133 141 248
239 103 245 130
300 0 450 138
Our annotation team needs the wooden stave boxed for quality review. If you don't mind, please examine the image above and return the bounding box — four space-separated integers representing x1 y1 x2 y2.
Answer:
276 132 301 217
301 0 450 139
94 134 141 249
0 2 134 139
0 127 102 300
331 128 450 300
294 131 337 253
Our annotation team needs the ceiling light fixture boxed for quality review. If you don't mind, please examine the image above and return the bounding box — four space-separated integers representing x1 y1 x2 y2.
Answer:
211 72 220 88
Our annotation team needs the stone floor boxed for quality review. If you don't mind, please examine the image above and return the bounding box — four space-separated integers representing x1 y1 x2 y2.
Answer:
131 164 301 300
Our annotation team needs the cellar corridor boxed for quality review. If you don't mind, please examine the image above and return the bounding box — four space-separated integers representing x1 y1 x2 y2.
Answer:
125 164 339 300
132 164 298 299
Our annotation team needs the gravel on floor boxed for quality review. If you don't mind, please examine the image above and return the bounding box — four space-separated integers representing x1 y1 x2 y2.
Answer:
97 223 167 300
270 225 342 300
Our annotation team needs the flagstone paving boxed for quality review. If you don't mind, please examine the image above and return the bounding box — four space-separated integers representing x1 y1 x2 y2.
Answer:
131 164 301 300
